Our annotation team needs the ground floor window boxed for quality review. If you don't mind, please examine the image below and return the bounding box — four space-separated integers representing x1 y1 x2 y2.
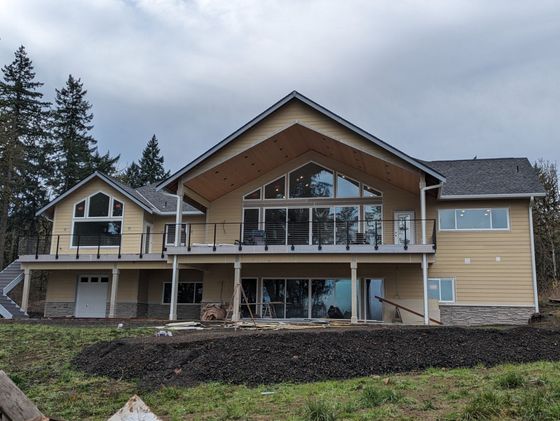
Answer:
258 278 353 319
428 278 455 302
162 282 203 304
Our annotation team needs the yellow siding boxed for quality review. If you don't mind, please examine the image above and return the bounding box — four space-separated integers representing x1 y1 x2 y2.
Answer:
51 179 145 255
145 269 203 304
427 199 534 305
187 101 419 180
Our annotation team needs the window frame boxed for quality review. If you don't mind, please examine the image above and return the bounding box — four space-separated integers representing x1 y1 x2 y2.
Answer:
71 191 125 248
161 281 203 305
428 278 456 303
164 223 188 246
438 208 510 231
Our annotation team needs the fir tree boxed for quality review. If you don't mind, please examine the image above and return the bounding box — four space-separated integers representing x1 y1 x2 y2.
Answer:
0 46 51 267
137 134 169 185
50 75 119 193
122 161 143 188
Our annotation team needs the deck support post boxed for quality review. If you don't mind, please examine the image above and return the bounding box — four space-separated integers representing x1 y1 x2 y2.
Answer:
350 258 358 324
21 268 31 314
422 254 429 325
109 267 119 318
232 258 242 322
169 182 184 321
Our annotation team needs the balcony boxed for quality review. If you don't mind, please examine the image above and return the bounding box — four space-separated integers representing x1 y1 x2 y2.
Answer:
16 219 437 261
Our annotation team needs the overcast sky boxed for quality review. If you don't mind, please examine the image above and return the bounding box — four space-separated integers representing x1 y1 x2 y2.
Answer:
1 0 558 173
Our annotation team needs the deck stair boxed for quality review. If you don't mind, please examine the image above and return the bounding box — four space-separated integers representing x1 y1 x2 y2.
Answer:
0 261 27 319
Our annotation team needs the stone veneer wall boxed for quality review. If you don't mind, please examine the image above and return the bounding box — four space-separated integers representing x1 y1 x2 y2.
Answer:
439 305 535 326
44 302 150 318
44 302 75 317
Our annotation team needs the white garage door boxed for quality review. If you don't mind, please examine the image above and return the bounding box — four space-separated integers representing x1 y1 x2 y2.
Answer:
75 275 109 318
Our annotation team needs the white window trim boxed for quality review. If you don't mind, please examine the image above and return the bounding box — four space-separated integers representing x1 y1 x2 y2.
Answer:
428 277 456 303
165 223 188 246
71 191 124 249
242 160 384 202
438 208 510 232
161 281 203 305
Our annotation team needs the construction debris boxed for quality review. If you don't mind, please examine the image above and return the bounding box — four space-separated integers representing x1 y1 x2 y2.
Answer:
155 330 172 337
107 395 161 421
0 370 49 421
155 321 205 331
201 303 226 321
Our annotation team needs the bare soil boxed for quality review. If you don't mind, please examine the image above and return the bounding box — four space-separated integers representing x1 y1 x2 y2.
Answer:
73 325 560 389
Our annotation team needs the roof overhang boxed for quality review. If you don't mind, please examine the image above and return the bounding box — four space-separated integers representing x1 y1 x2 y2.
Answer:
157 91 446 193
36 172 155 218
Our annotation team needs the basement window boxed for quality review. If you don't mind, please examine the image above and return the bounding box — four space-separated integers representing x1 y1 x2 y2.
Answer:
162 282 203 304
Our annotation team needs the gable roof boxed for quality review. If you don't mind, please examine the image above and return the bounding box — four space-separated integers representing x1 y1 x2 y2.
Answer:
36 172 202 218
423 158 546 199
157 91 446 192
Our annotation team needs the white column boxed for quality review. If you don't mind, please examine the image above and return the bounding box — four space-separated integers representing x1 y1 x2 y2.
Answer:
529 197 540 313
422 254 429 325
169 182 184 321
109 267 119 318
232 258 242 322
351 258 358 324
21 268 31 314
420 177 427 245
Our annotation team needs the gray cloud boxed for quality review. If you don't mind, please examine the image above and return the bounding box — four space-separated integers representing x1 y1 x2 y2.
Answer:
1 0 558 172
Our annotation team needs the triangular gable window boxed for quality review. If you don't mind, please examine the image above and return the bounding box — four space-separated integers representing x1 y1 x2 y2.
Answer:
243 188 261 200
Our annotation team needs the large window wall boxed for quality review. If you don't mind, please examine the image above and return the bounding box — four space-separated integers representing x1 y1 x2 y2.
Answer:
242 162 383 246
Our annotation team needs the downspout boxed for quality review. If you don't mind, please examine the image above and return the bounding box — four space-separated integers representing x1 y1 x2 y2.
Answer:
169 183 184 321
528 196 540 313
420 182 443 325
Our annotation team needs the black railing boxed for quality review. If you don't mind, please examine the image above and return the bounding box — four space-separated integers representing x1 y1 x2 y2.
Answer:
16 219 437 258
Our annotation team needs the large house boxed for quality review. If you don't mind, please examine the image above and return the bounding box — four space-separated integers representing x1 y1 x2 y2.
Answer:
0 92 545 325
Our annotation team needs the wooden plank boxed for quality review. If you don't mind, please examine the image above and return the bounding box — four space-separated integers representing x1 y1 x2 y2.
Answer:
0 370 45 421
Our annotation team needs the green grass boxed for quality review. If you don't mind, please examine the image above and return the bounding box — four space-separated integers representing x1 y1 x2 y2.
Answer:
3 323 560 420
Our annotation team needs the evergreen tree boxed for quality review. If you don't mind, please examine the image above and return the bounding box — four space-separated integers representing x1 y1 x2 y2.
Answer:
137 134 169 185
0 46 51 267
50 74 119 194
122 135 169 187
122 161 143 188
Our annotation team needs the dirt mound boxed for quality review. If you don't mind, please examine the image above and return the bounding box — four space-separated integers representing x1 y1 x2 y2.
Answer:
73 326 560 389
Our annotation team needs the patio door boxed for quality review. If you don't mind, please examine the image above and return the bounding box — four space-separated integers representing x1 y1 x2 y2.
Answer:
394 211 415 246
360 279 384 321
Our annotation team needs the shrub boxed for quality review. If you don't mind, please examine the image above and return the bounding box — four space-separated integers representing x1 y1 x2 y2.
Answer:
495 371 525 389
302 399 338 421
361 385 401 408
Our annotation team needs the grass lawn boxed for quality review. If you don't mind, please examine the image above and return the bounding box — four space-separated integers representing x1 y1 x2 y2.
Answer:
2 324 560 420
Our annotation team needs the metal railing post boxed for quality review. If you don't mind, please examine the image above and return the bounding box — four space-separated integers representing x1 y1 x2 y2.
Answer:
238 223 243 251
118 235 122 259
35 236 40 259
161 232 166 258
374 222 379 250
139 233 144 258
432 219 437 250
187 224 192 252
55 235 60 259
403 220 408 251
213 223 217 252
76 235 80 259
318 223 322 251
97 235 101 259
15 235 20 259
346 220 350 250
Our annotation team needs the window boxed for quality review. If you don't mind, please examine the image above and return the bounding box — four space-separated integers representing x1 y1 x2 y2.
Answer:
73 221 122 246
336 174 360 197
439 208 510 230
72 192 125 247
364 205 383 244
74 200 86 218
363 185 382 197
312 207 334 245
165 224 187 246
88 192 110 217
288 208 310 245
264 177 285 199
79 275 109 283
289 163 334 198
162 282 203 304
335 206 359 244
428 278 455 302
244 188 261 200
264 208 287 245
243 208 261 244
